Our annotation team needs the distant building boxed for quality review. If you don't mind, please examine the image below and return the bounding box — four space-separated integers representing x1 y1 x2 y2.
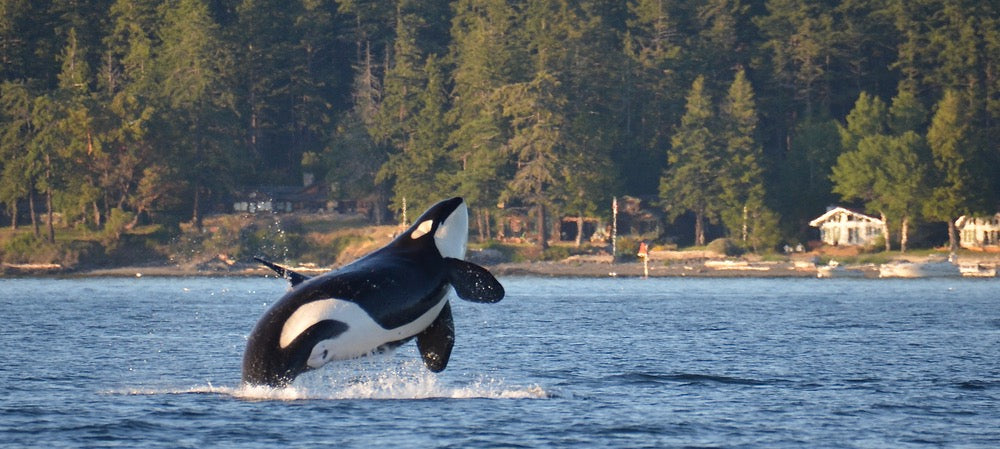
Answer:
233 181 330 214
809 207 884 246
955 213 1000 250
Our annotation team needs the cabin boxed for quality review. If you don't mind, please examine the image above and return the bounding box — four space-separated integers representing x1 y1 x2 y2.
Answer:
233 181 330 214
955 213 1000 250
809 207 884 246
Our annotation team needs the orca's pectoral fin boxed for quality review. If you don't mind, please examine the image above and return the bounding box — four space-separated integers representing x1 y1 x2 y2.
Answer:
416 301 454 372
443 257 505 303
253 256 311 286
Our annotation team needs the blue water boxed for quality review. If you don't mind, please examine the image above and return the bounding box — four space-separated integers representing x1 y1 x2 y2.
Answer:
1 276 998 448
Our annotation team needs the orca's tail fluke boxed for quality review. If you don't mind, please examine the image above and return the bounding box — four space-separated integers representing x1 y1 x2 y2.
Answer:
253 256 311 286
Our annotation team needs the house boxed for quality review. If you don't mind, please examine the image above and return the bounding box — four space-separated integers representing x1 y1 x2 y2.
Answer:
955 213 1000 250
233 181 330 214
809 207 884 246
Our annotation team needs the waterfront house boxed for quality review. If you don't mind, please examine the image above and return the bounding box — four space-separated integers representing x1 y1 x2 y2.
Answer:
809 207 884 246
955 213 1000 250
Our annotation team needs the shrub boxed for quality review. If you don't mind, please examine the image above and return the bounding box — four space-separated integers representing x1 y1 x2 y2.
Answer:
706 238 744 257
2 232 83 266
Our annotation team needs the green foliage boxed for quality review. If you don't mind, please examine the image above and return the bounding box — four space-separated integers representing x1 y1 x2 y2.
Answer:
100 207 134 250
1 0 998 263
1 232 81 265
540 245 572 262
615 236 641 262
660 75 720 246
706 238 743 257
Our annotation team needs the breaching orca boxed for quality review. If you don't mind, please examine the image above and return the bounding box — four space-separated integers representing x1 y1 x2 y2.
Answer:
242 197 504 387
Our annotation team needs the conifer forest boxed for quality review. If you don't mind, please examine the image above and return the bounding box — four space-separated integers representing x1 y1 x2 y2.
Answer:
1 0 998 253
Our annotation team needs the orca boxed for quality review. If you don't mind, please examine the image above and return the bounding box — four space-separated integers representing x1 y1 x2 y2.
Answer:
242 197 504 387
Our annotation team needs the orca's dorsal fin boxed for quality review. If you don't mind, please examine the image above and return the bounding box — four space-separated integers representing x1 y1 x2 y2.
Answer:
443 258 504 303
254 256 311 286
416 301 454 372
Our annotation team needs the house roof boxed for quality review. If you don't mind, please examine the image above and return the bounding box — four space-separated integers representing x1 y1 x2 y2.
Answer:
955 212 1000 228
808 206 884 227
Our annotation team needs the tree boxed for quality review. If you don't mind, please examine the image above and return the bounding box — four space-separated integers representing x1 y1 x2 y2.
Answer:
0 81 36 229
718 67 769 245
98 0 162 226
446 0 525 240
376 55 453 216
832 90 930 252
924 89 978 254
497 71 566 250
754 0 838 115
838 92 887 152
775 116 841 239
622 0 685 195
154 0 237 228
659 75 721 246
54 28 105 229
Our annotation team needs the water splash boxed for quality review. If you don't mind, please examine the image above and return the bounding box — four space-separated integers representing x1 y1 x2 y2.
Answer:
117 360 548 401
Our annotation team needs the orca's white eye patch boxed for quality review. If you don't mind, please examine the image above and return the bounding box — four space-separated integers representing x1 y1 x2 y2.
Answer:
411 220 434 239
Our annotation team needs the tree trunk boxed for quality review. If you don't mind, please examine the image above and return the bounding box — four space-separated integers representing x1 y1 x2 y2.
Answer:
900 216 909 253
483 209 492 241
880 211 891 252
575 216 584 247
537 204 548 250
191 186 201 230
695 211 705 246
46 188 55 244
93 201 101 227
127 207 142 230
947 219 958 255
44 153 54 243
10 201 17 230
741 204 748 242
29 190 39 237
475 208 484 242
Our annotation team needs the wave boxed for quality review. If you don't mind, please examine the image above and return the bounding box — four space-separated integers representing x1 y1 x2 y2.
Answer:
114 361 549 401
607 371 778 386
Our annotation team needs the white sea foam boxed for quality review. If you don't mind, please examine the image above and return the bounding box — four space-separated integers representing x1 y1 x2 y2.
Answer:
115 360 547 401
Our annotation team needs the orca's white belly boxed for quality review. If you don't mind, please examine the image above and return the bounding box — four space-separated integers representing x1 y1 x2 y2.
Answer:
280 294 450 369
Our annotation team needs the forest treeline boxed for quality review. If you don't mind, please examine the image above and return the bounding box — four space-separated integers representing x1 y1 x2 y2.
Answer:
1 0 997 254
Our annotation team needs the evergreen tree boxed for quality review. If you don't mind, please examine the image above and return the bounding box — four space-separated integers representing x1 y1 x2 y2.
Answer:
497 70 566 250
775 116 840 239
659 75 721 246
0 81 36 229
924 89 978 254
876 131 928 253
154 0 237 227
55 28 106 229
557 0 622 246
622 0 685 195
692 0 752 91
754 0 837 115
832 89 931 252
718 68 771 247
376 55 453 216
0 0 40 81
446 0 525 240
98 0 163 227
234 0 298 178
833 92 890 250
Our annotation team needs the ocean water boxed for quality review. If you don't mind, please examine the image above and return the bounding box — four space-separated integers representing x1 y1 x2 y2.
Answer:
0 275 997 448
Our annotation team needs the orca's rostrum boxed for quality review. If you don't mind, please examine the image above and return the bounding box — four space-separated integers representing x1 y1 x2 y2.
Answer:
242 197 505 387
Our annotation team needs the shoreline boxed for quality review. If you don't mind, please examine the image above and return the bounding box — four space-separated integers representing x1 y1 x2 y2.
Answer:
4 254 997 279
3 260 825 279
